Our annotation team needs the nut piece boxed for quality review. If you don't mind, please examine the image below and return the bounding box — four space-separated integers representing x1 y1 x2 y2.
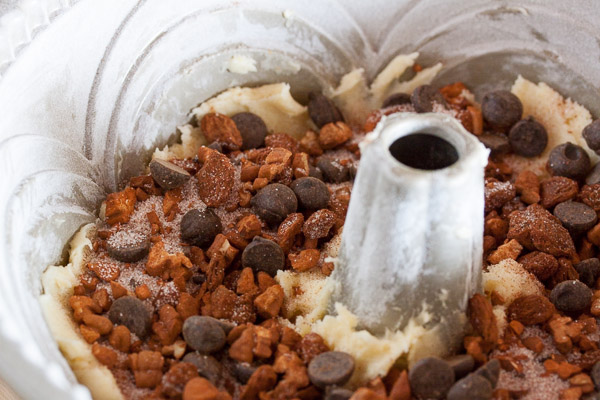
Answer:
253 284 284 319
183 377 232 400
197 147 236 207
507 295 554 325
289 249 321 272
318 121 353 150
467 294 498 346
129 350 164 388
201 113 243 151
105 187 137 225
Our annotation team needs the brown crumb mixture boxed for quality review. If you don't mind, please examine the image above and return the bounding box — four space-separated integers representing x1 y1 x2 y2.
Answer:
71 78 600 400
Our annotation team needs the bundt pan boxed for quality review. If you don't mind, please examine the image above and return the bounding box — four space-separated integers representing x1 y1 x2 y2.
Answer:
0 0 599 398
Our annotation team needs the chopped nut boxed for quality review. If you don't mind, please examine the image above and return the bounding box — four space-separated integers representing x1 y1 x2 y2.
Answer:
92 343 118 368
289 249 321 272
507 295 554 325
487 239 523 264
201 113 243 150
240 365 278 400
468 293 498 346
254 284 284 319
109 325 131 353
161 362 199 399
540 177 578 209
237 215 262 240
278 213 304 253
183 377 232 400
152 304 182 346
297 333 329 364
128 350 165 388
146 240 192 278
299 131 323 156
83 313 113 335
105 187 137 225
292 152 310 179
515 170 540 204
318 122 353 149
197 147 236 207
135 284 151 300
303 209 336 240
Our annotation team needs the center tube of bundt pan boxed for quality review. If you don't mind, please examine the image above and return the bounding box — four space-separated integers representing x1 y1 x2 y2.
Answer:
329 112 489 351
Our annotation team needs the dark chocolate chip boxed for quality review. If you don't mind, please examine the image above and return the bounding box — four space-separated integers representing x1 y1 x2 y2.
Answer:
446 354 475 380
481 90 523 130
308 351 355 389
317 157 350 183
191 272 206 285
251 183 298 226
586 163 600 185
231 362 257 384
553 201 597 236
473 359 500 388
592 361 600 390
108 296 152 338
308 92 344 128
232 112 268 150
325 386 354 400
291 177 331 210
182 353 222 384
508 117 548 157
207 142 223 153
411 85 448 113
182 316 226 354
215 319 236 334
550 280 593 314
574 258 600 288
478 132 511 156
149 158 191 190
180 208 223 248
583 120 600 155
447 374 493 400
241 236 285 276
106 237 150 263
408 357 455 399
382 92 412 108
547 142 591 182
309 165 324 181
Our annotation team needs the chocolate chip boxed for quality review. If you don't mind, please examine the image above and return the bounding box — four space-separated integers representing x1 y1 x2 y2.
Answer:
149 159 191 190
308 92 344 128
106 237 150 263
108 296 152 338
481 90 523 130
574 258 600 288
547 142 591 182
473 359 500 388
291 177 331 210
207 142 223 153
251 183 298 226
241 236 285 276
325 387 354 400
408 357 455 399
382 92 411 108
309 165 324 181
446 354 475 380
478 132 511 156
182 353 222 384
232 112 268 150
583 120 600 155
180 208 223 248
411 85 447 113
230 362 257 384
592 361 600 390
553 201 597 236
550 280 593 314
446 374 493 400
586 163 600 185
317 157 350 183
182 316 226 354
508 117 548 157
307 351 355 389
